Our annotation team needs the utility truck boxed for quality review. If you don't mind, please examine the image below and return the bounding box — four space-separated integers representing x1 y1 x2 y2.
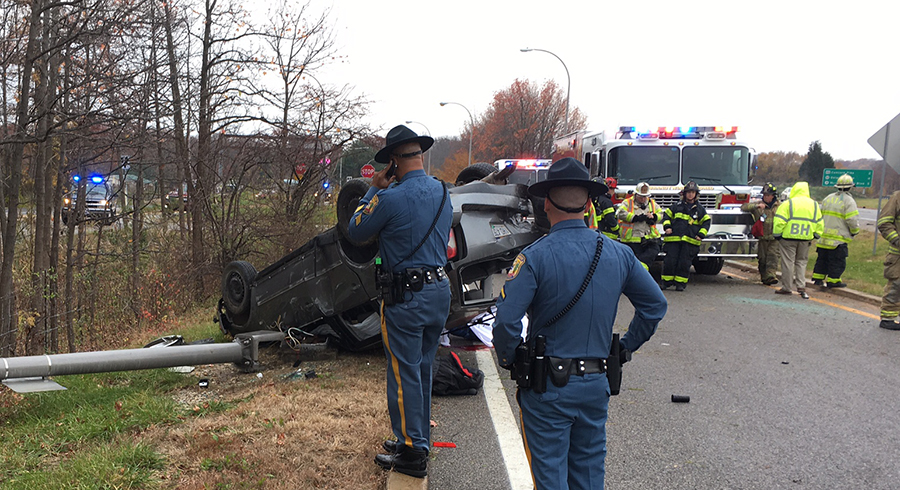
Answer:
553 126 759 275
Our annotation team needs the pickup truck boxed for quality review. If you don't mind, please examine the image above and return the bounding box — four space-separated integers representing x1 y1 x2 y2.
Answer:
62 182 117 226
217 172 544 351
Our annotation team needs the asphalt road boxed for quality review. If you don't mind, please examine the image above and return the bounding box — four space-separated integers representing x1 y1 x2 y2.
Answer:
428 265 898 490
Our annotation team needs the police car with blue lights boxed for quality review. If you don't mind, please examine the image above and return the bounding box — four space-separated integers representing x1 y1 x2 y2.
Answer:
62 175 118 226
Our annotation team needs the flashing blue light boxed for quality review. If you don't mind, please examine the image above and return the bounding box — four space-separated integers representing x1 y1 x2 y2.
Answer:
73 175 81 182
90 175 104 184
323 181 330 189
679 126 693 134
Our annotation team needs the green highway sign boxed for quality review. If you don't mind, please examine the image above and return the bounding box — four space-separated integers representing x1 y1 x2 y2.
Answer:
821 168 873 188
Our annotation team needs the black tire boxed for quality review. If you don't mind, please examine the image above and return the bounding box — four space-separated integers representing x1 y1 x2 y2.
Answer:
455 162 497 186
692 257 724 275
529 196 551 233
337 178 375 247
221 260 257 324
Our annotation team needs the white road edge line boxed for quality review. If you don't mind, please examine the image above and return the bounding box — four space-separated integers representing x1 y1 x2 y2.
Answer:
476 349 532 490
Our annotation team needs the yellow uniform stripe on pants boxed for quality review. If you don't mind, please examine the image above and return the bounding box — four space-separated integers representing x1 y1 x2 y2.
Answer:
381 301 411 447
518 396 537 489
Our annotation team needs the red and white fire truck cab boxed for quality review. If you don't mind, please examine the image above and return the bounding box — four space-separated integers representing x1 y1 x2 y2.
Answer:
553 126 759 275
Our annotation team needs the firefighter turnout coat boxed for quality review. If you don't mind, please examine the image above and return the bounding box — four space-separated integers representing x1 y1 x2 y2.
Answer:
818 191 860 249
662 199 711 246
616 196 662 242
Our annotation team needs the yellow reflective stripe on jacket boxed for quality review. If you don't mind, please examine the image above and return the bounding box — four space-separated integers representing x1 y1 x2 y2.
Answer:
773 198 822 240
617 198 661 242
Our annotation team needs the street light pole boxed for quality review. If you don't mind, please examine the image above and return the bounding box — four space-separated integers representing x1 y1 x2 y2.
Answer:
521 47 570 134
439 102 474 167
405 120 433 175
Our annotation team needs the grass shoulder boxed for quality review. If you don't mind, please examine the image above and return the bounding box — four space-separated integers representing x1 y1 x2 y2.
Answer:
0 311 388 489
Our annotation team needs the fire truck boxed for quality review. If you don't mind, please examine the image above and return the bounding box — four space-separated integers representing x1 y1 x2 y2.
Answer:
553 126 759 275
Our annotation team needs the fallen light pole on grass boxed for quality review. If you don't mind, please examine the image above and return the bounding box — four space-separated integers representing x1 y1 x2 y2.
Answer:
0 330 285 393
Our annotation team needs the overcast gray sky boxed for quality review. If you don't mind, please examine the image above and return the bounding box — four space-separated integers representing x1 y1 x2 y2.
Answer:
318 0 899 160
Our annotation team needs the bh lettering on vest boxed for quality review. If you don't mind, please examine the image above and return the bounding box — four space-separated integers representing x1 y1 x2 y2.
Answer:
791 223 810 236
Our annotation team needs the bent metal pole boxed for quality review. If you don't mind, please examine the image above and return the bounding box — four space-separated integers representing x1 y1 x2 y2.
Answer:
0 342 245 380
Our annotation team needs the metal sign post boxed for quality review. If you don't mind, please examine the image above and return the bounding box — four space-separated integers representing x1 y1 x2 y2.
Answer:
868 117 899 255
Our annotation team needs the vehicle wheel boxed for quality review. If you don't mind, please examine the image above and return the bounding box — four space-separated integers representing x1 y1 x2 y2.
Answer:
455 162 498 186
692 257 724 275
529 196 551 233
222 260 257 324
336 178 375 247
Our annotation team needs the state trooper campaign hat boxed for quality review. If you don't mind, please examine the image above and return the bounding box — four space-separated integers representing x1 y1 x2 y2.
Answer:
374 125 435 163
527 157 607 199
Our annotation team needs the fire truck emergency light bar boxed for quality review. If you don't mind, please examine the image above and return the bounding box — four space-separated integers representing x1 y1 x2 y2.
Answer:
619 126 739 140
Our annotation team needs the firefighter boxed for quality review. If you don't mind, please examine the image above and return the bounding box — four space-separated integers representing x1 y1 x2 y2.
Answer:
593 177 621 240
742 183 781 285
812 174 860 288
772 182 823 300
661 181 711 291
876 190 900 330
616 182 663 269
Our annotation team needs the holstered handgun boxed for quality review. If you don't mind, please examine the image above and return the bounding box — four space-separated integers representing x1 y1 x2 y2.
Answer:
375 258 401 306
511 342 532 389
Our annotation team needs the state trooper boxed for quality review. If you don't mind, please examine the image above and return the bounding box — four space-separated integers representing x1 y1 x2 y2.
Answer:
876 189 900 330
616 181 663 270
812 174 860 288
493 157 667 490
348 125 452 478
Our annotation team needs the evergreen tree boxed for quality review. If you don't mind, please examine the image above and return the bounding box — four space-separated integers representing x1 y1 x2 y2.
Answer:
798 141 835 184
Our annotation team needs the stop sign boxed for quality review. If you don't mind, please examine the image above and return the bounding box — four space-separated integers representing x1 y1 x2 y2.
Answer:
361 164 375 178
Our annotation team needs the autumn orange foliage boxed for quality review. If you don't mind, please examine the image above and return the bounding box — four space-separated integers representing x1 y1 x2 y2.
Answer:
473 79 587 161
434 150 471 184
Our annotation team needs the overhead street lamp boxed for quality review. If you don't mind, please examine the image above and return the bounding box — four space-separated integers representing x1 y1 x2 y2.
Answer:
521 47 570 134
405 120 433 175
439 101 474 167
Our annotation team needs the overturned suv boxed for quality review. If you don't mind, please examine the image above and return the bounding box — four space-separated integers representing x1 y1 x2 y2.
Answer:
217 167 545 351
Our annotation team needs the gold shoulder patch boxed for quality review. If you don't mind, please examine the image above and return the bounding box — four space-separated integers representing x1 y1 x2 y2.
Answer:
363 195 379 215
507 254 526 280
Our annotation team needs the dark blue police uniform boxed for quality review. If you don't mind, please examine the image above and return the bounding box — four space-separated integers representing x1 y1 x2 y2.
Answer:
493 219 666 489
348 169 452 453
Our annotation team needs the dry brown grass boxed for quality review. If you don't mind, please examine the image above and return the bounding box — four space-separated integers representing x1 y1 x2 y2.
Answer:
139 347 391 489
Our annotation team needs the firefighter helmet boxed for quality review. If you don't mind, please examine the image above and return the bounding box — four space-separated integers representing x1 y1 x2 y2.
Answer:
605 177 618 190
635 182 651 196
762 183 778 196
835 174 854 190
682 181 700 194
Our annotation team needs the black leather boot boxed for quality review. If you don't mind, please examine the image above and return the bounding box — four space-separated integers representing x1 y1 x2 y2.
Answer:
374 445 428 478
382 439 401 453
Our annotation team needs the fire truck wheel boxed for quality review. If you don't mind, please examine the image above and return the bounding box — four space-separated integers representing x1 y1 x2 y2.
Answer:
337 178 376 247
222 260 257 324
692 257 724 275
455 163 497 186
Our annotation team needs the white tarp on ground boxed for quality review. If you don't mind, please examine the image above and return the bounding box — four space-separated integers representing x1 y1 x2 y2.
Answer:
440 307 529 348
